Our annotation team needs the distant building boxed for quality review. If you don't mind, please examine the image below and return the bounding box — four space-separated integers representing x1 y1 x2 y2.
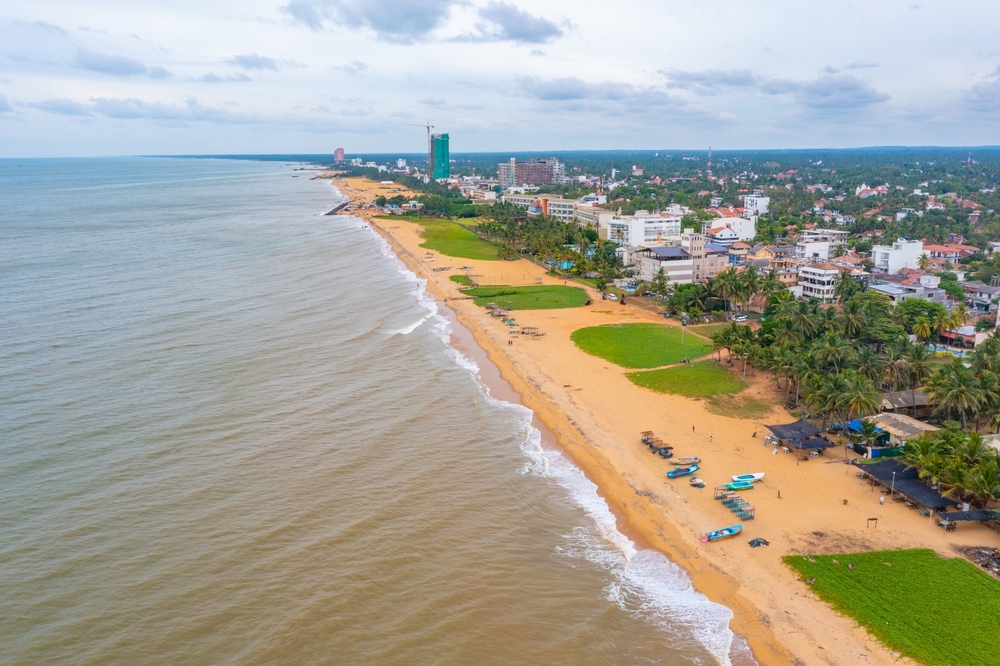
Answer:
631 165 644 176
396 158 407 168
497 157 566 186
430 134 450 179
350 158 362 166
798 263 841 302
871 238 923 274
334 148 345 162
602 211 684 246
742 189 770 215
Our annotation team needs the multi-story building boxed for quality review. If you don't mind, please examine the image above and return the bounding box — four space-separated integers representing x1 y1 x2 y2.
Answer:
334 148 345 162
502 193 577 222
621 236 729 284
799 228 849 246
576 206 615 227
742 189 770 215
496 157 565 186
796 240 831 263
430 134 450 179
603 213 683 245
798 263 841 302
871 238 923 274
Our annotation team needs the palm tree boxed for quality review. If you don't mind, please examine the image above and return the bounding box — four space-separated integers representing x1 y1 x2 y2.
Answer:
713 268 739 313
905 344 932 418
851 418 882 452
837 371 883 422
913 316 932 343
925 359 986 429
917 252 932 270
814 333 854 373
839 300 865 338
854 347 885 383
759 270 785 302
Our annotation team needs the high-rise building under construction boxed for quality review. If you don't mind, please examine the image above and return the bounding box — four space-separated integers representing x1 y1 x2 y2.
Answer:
430 134 450 179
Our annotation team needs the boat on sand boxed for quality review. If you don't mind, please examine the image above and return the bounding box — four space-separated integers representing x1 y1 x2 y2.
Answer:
667 464 699 479
701 525 743 543
724 481 755 491
668 457 701 466
731 473 765 483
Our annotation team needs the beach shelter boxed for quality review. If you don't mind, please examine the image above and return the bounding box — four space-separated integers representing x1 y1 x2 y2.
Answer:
766 419 821 442
792 437 836 450
853 459 957 510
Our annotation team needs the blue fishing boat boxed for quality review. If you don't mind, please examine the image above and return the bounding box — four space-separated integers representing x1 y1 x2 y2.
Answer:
667 464 699 479
724 481 755 491
701 525 743 543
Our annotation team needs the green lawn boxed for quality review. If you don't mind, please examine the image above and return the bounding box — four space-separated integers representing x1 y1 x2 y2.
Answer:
407 217 499 260
571 323 712 369
466 285 589 310
627 360 746 397
449 274 474 287
785 549 1000 666
687 323 729 340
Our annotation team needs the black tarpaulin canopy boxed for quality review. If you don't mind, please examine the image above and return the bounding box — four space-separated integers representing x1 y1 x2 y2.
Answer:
853 459 957 510
936 510 1000 522
794 437 836 450
766 419 822 441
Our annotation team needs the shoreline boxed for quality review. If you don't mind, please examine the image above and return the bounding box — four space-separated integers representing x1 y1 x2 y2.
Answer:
333 176 1000 666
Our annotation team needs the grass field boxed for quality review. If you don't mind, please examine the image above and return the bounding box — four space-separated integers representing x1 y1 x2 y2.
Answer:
785 549 1000 666
406 217 499 260
687 323 730 339
627 361 746 397
706 394 774 419
465 285 589 310
449 274 474 287
571 323 713 369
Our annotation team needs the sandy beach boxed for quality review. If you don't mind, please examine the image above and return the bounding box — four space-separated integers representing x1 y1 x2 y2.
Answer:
335 177 1000 666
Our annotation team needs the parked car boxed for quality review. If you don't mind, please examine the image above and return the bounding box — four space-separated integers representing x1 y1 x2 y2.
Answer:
734 315 748 322
607 294 619 301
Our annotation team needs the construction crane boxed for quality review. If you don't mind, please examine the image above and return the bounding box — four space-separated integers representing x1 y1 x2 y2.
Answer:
407 122 434 175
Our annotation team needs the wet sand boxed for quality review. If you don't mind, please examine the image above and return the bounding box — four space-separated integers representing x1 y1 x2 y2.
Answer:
339 177 1000 666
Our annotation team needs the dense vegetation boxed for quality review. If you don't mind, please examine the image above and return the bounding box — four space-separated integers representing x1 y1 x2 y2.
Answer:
786 549 1000 666
900 426 1000 506
570 323 712 368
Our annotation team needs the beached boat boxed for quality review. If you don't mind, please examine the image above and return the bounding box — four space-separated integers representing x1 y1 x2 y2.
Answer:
724 481 755 491
667 464 699 479
731 473 765 483
701 525 743 543
668 457 701 466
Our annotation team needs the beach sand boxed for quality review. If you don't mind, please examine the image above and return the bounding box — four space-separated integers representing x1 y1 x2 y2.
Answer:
338 178 1000 666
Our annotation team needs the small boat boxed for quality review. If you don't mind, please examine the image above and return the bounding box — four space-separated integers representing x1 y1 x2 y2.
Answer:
689 477 706 488
701 525 743 543
667 464 699 479
724 481 756 491
668 457 701 466
731 473 765 483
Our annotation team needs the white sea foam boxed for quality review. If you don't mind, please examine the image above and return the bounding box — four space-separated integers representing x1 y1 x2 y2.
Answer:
365 220 745 666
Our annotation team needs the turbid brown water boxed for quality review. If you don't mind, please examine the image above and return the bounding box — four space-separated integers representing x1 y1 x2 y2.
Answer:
0 157 742 664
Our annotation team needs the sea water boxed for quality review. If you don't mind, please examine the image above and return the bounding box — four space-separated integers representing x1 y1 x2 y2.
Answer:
0 157 747 665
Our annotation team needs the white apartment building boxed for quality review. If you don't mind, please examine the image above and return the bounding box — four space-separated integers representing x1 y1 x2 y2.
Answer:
871 238 923 274
799 228 849 246
798 263 840 303
576 206 616 227
705 216 756 241
742 189 770 215
604 213 683 245
796 240 831 262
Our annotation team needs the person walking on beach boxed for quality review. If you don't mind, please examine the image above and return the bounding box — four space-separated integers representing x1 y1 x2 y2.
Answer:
692 425 695 433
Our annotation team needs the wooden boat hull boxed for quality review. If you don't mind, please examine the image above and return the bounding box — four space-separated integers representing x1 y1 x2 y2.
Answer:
731 473 765 483
701 525 743 543
668 457 701 466
667 464 699 479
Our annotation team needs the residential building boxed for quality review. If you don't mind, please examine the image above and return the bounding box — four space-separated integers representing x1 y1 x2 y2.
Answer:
962 281 1000 313
742 189 770 215
870 238 923 274
603 212 683 245
682 233 729 282
923 244 979 262
576 206 616 227
706 225 741 246
630 245 694 283
799 228 849 246
796 240 831 262
496 157 565 186
396 158 407 168
334 148 345 162
798 263 841 302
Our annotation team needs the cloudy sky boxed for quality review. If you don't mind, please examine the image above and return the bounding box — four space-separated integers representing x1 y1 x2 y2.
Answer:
3 0 1000 156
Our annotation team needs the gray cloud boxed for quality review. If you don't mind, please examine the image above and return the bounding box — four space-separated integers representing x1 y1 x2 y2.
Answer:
663 68 888 111
72 48 170 78
966 67 1000 112
282 0 455 41
0 94 11 112
12 20 68 37
226 53 279 71
332 60 369 75
458 2 564 44
29 98 93 115
419 96 446 105
199 72 253 83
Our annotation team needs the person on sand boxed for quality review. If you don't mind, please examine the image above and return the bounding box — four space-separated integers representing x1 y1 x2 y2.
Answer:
880 496 885 506
692 425 695 433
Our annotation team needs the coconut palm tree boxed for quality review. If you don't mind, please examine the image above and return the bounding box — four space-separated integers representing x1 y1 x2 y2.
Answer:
759 270 785 301
814 333 855 373
917 253 932 270
913 316 932 343
905 343 933 418
712 268 739 313
854 347 885 383
925 359 986 429
839 300 865 338
837 371 883 423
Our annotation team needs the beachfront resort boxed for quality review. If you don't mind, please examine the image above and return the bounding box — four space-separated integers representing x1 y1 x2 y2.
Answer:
330 163 1000 666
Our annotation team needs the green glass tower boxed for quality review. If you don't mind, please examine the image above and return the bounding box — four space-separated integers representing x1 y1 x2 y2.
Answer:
430 133 450 179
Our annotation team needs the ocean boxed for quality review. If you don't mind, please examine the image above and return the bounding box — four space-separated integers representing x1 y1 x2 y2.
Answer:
0 157 745 664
